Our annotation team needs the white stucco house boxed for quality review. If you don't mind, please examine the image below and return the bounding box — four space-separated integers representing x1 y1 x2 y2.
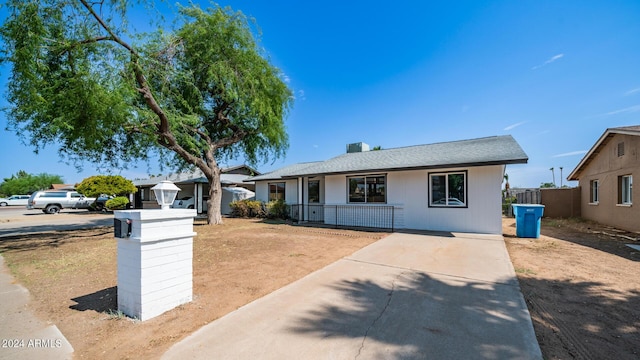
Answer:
247 136 528 234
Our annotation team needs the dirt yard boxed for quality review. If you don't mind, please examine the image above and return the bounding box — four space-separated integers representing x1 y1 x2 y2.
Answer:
1 216 639 359
0 218 387 359
504 217 640 360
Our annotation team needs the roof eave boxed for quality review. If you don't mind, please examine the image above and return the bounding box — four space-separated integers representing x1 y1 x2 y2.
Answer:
567 128 623 181
277 158 528 179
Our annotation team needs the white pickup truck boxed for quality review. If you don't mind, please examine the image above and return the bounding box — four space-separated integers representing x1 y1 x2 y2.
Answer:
27 191 96 214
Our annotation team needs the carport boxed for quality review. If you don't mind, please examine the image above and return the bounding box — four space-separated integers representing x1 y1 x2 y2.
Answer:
133 166 258 215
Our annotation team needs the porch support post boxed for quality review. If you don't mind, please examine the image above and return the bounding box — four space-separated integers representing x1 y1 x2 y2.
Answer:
298 177 304 221
195 183 203 214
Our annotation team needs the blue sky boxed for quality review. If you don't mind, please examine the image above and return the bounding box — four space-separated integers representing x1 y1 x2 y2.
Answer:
1 0 640 188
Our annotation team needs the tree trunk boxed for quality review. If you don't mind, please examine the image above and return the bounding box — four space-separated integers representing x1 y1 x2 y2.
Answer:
206 168 223 225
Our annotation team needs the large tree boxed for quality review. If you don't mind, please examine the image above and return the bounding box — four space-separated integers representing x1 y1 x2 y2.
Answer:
0 1 292 224
0 171 64 195
76 175 137 198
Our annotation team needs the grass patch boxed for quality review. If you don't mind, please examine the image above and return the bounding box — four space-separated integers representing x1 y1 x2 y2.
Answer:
514 267 537 275
105 309 134 321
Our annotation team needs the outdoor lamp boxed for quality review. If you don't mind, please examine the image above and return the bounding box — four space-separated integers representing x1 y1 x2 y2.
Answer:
151 181 181 210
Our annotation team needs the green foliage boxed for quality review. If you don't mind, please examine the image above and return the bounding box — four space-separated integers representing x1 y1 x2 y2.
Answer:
229 199 265 218
540 182 556 188
502 196 517 216
0 1 292 224
76 175 136 198
105 196 129 210
0 171 64 195
265 200 289 219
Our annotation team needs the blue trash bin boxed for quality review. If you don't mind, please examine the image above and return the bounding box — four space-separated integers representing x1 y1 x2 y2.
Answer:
512 204 545 238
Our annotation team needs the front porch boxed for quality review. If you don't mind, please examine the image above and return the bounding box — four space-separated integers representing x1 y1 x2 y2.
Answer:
288 204 401 231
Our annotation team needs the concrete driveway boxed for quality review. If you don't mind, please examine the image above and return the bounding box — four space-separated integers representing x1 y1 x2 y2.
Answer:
163 231 542 359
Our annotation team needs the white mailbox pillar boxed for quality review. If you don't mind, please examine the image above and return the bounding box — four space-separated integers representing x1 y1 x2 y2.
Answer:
114 209 197 321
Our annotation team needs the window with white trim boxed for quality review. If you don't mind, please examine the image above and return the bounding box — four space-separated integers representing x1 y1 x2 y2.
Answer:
619 175 632 205
429 171 467 207
589 180 599 204
348 175 386 203
269 182 286 201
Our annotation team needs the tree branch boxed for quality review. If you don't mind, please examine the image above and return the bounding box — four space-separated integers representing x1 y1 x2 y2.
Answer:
78 0 137 56
78 0 205 170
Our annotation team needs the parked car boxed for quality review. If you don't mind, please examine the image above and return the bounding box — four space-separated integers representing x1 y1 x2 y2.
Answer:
172 196 195 209
0 195 30 206
27 191 96 214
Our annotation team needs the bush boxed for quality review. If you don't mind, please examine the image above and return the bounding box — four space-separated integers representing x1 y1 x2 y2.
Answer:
105 196 129 210
502 196 517 216
265 200 289 219
230 199 265 218
229 200 250 217
76 175 137 198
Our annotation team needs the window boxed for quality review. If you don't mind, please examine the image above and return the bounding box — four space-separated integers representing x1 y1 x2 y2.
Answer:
429 171 467 207
348 175 386 203
308 180 320 203
269 182 286 201
619 175 632 205
42 192 68 198
589 180 599 204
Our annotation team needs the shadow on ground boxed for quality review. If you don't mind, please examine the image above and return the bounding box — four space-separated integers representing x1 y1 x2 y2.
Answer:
287 270 640 359
288 272 539 359
541 221 640 262
519 277 640 360
0 227 112 252
70 286 117 313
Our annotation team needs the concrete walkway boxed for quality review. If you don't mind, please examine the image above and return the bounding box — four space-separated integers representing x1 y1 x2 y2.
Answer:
0 255 74 360
163 232 542 359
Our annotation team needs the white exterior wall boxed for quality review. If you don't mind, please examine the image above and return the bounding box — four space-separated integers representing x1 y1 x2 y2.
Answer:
421 165 504 234
325 165 504 234
254 179 299 203
254 181 269 202
255 165 504 234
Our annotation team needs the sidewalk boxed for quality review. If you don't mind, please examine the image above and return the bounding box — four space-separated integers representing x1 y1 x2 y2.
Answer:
163 232 542 359
0 255 74 360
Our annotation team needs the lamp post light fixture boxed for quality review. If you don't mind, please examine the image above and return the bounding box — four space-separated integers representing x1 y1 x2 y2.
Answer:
151 181 181 210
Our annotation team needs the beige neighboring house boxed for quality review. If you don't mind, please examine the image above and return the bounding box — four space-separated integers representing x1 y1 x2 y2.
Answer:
568 125 639 232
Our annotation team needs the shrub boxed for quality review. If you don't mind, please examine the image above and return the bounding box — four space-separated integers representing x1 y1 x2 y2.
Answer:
105 196 129 210
76 175 136 198
230 200 250 217
230 199 265 218
265 200 289 219
502 196 517 216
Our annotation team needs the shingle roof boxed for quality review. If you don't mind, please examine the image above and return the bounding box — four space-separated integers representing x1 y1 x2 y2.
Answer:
248 135 527 180
568 125 640 180
133 166 256 186
247 162 323 181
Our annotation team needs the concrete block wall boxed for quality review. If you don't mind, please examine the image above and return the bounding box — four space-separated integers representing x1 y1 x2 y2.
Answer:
115 209 196 321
